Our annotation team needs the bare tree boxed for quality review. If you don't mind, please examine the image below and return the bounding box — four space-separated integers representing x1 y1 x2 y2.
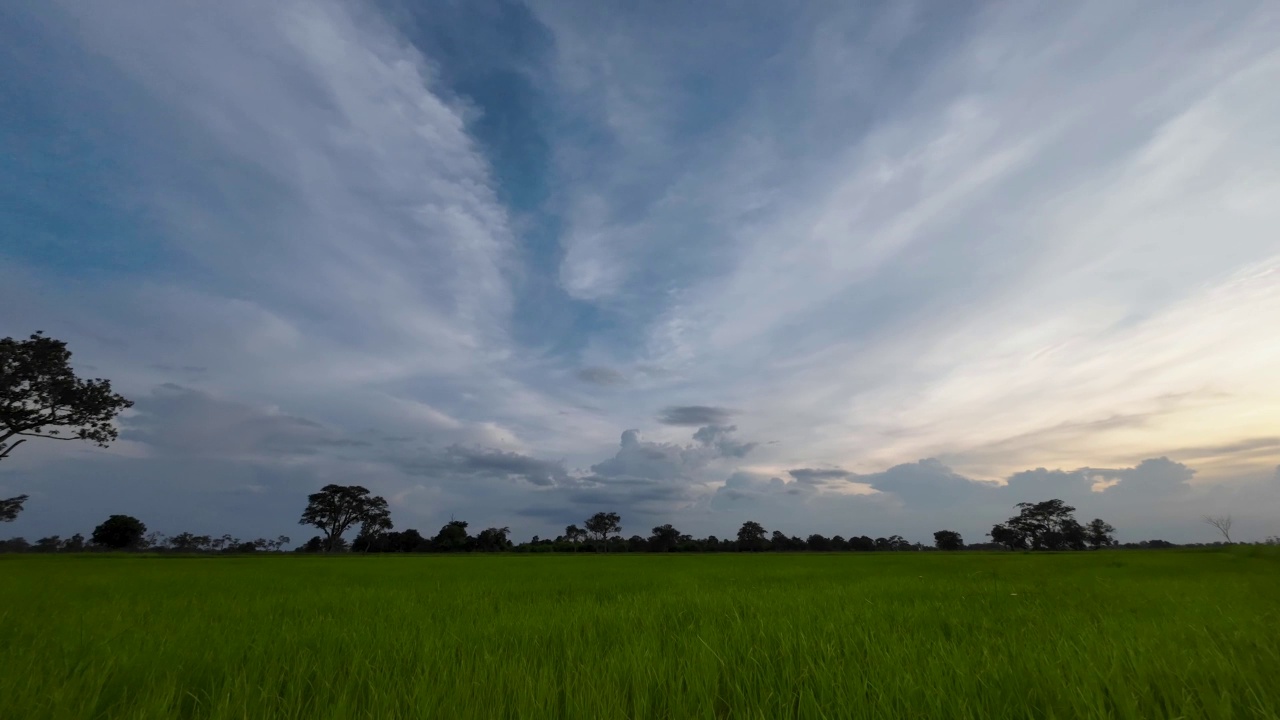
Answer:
1202 514 1233 544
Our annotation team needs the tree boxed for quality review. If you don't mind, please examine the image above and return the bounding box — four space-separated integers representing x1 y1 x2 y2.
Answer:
564 524 586 545
736 520 767 551
1085 519 1117 549
1 332 133 462
649 524 683 552
584 512 622 543
475 527 511 552
1 494 28 522
91 515 147 550
1004 499 1082 550
989 524 1026 551
433 519 472 552
933 530 964 551
1202 514 1233 544
169 532 200 552
354 513 394 553
848 535 876 552
298 484 390 552
886 535 912 551
807 534 832 552
63 533 85 552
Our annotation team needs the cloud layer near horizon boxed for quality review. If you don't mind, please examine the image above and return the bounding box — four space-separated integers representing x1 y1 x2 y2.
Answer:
2 0 1279 544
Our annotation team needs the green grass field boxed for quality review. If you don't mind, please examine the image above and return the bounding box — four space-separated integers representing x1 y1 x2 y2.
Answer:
2 550 1278 719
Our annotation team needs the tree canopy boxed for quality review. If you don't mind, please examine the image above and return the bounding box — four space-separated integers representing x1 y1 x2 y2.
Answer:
298 484 390 552
1 332 133 462
91 515 147 550
1 494 28 522
989 500 1105 551
584 511 622 542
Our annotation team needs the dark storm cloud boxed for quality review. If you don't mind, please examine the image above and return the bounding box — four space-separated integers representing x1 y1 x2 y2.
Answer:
657 406 735 426
445 446 569 487
576 366 626 385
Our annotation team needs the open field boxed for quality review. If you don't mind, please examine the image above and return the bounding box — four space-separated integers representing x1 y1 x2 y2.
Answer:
2 550 1278 719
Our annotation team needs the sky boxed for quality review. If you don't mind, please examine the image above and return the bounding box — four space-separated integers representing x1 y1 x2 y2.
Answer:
2 0 1279 546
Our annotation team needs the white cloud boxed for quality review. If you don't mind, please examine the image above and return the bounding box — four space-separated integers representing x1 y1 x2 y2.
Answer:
6 1 1280 543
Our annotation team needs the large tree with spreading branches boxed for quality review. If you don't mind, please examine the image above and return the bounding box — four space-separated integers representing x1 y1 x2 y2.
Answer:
2 332 133 520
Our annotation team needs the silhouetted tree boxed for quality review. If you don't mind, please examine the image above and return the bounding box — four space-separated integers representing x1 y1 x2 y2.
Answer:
848 535 876 551
91 515 146 550
169 532 201 552
63 533 85 552
298 484 390 552
989 523 1026 550
1004 499 1082 550
1202 514 1233 544
584 512 622 543
564 524 586 544
0 494 27 522
433 519 472 552
143 531 169 550
737 521 767 551
1085 519 1117 549
1 332 133 465
649 524 684 552
34 535 61 552
475 526 511 552
807 534 832 551
933 530 964 551
354 514 394 553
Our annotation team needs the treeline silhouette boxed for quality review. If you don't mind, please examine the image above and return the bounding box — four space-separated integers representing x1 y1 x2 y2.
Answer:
4 484 1273 554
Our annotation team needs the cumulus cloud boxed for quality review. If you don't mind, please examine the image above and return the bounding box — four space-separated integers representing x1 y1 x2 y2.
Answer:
693 424 758 458
589 425 753 481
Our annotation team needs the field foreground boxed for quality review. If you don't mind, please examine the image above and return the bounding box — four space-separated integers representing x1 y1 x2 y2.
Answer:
2 550 1278 719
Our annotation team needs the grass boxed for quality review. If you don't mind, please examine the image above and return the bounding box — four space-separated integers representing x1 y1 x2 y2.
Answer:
2 550 1278 719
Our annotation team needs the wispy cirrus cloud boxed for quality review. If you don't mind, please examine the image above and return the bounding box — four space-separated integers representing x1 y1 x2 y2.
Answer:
3 0 1279 544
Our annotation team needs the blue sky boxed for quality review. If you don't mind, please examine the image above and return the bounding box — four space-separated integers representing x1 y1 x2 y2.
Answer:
3 0 1279 545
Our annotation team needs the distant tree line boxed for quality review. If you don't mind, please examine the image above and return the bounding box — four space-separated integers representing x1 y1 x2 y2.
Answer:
3 482 1276 555
3 332 1276 555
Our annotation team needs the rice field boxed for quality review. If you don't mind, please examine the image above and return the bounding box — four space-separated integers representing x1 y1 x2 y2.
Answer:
2 549 1278 719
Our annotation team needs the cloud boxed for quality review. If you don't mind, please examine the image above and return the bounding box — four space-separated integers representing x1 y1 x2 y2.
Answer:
123 384 350 460
658 406 735 426
576 366 626 385
693 424 758 458
788 468 854 485
443 446 569 487
5 1 1280 545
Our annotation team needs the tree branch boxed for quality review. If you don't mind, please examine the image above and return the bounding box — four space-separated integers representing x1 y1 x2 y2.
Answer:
0 438 27 460
15 432 77 441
